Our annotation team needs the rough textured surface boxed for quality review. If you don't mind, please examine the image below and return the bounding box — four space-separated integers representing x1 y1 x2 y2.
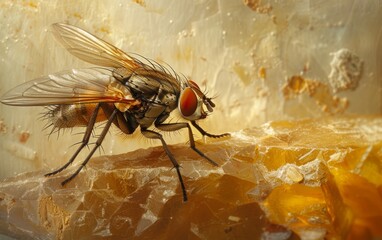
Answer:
1 116 382 239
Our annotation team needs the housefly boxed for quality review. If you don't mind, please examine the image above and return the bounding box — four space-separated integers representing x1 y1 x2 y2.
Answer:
1 23 229 201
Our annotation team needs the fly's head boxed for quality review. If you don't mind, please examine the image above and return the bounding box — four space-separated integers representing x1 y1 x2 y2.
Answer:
178 80 215 121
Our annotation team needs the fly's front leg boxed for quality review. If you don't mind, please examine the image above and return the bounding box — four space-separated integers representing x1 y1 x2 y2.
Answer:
45 103 102 177
141 128 188 202
191 121 230 138
155 122 219 166
61 108 118 186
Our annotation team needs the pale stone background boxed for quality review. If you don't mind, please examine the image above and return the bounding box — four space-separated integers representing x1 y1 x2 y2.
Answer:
0 0 381 180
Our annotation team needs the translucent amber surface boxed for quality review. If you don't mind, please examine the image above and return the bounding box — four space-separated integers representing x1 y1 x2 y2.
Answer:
1 116 382 239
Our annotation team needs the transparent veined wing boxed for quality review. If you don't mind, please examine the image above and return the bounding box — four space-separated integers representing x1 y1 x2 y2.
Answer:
1 68 139 107
52 23 140 70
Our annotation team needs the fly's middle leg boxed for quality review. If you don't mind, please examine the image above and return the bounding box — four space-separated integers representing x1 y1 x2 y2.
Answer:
155 122 219 166
141 128 188 202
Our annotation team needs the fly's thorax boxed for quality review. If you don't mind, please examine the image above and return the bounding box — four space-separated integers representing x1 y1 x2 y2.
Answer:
112 67 134 82
135 103 167 128
122 70 181 128
132 90 178 128
47 103 107 129
126 71 180 112
126 67 181 99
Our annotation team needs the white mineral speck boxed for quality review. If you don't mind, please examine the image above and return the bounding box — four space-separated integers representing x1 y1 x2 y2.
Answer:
328 48 363 92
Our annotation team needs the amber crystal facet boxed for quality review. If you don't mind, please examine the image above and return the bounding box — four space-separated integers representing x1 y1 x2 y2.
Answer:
0 116 381 239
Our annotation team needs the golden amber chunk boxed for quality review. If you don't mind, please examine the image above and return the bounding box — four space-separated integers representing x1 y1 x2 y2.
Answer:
0 116 381 239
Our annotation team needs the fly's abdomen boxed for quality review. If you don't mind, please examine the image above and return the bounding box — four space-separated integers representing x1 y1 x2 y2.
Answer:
47 103 107 129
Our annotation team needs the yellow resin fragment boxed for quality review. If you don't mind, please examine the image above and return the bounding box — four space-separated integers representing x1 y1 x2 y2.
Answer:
322 170 354 239
285 165 304 183
262 184 329 237
331 168 382 237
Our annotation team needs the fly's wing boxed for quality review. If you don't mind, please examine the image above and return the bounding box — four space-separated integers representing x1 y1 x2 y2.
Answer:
1 68 138 107
52 23 140 70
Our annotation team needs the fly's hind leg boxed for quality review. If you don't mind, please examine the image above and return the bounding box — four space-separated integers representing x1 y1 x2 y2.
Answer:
45 103 102 177
141 128 188 202
60 108 118 186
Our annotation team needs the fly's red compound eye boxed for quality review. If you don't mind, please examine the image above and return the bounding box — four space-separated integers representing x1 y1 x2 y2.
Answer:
179 87 198 117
